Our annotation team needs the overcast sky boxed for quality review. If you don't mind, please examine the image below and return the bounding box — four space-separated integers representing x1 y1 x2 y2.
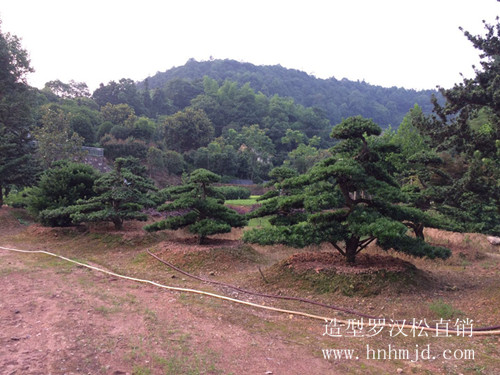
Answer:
1 0 499 92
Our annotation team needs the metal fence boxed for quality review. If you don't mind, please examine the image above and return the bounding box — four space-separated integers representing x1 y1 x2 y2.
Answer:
81 146 104 157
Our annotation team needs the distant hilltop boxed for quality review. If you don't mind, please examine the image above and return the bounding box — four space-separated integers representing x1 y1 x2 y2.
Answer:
139 58 440 128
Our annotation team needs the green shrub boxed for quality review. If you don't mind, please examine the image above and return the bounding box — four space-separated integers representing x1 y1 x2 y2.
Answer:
214 186 251 200
101 135 148 160
4 188 32 208
27 160 100 226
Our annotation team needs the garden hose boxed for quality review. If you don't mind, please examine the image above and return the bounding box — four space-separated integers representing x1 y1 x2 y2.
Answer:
1 245 499 336
147 249 500 333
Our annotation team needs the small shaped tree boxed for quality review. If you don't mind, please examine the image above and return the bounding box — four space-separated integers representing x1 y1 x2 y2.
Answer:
144 168 247 243
244 116 451 264
70 157 156 229
27 160 99 227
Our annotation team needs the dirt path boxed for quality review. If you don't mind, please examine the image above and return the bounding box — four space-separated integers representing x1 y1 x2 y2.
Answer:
0 249 340 375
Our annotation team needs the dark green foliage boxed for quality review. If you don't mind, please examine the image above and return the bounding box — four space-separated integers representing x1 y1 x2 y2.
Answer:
131 117 156 141
267 166 298 183
140 58 438 128
92 78 146 115
110 125 132 140
70 113 95 145
248 166 303 225
285 142 331 174
144 169 247 243
214 186 251 200
27 161 99 226
415 19 500 235
4 187 32 208
330 116 381 139
96 121 114 140
245 116 451 264
188 140 240 177
380 106 460 238
42 79 91 99
191 79 269 137
101 135 148 161
224 125 276 181
0 21 38 205
163 77 204 112
70 157 156 229
162 108 214 153
146 147 186 177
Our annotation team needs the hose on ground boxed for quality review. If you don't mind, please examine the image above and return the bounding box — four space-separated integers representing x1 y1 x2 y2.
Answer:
1 245 499 336
147 249 500 333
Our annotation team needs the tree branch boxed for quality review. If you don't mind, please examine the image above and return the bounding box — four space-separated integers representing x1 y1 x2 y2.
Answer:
356 237 376 254
331 242 346 256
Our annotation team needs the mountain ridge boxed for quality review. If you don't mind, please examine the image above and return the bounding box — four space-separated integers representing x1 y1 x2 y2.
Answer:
139 58 439 128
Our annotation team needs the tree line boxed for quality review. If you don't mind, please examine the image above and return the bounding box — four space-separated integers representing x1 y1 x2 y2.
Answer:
139 58 439 128
11 73 336 185
0 16 498 265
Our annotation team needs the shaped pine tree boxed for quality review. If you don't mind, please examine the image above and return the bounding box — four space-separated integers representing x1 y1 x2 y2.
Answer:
144 169 247 244
70 157 156 229
244 116 451 264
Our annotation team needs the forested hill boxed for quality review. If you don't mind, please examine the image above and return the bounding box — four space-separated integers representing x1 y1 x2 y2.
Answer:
140 58 439 128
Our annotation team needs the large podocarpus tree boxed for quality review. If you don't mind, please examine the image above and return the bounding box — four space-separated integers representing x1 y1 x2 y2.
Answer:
244 116 451 264
144 168 247 244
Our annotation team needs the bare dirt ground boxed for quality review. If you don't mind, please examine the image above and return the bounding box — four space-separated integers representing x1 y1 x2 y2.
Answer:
0 206 499 375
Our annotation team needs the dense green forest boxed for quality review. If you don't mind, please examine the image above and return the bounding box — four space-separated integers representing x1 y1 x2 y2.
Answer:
139 59 439 128
17 59 442 185
37 75 335 182
0 15 499 245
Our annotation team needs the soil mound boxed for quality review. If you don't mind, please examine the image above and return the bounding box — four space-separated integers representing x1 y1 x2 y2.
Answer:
270 252 428 296
284 252 415 275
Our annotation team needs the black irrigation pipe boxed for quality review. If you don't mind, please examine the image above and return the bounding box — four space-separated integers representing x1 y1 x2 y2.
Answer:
147 249 500 332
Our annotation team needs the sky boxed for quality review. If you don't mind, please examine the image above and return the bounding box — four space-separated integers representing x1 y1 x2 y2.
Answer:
1 0 499 92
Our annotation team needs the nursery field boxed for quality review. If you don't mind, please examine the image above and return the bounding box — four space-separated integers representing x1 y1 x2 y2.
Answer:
0 206 499 375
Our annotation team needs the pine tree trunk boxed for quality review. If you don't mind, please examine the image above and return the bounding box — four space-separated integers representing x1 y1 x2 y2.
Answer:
345 235 360 264
113 218 123 230
0 183 3 208
414 223 425 240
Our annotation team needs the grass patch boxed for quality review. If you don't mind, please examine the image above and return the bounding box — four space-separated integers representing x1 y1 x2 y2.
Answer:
246 216 272 229
94 305 121 315
170 244 264 272
155 353 223 375
132 365 151 375
225 198 258 206
132 252 149 265
36 256 77 273
428 299 464 319
87 233 124 245
9 209 34 225
144 307 158 323
267 259 426 297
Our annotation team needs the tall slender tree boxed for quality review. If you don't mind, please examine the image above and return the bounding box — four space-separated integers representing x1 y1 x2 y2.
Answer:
32 105 87 168
417 18 500 235
0 19 38 206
